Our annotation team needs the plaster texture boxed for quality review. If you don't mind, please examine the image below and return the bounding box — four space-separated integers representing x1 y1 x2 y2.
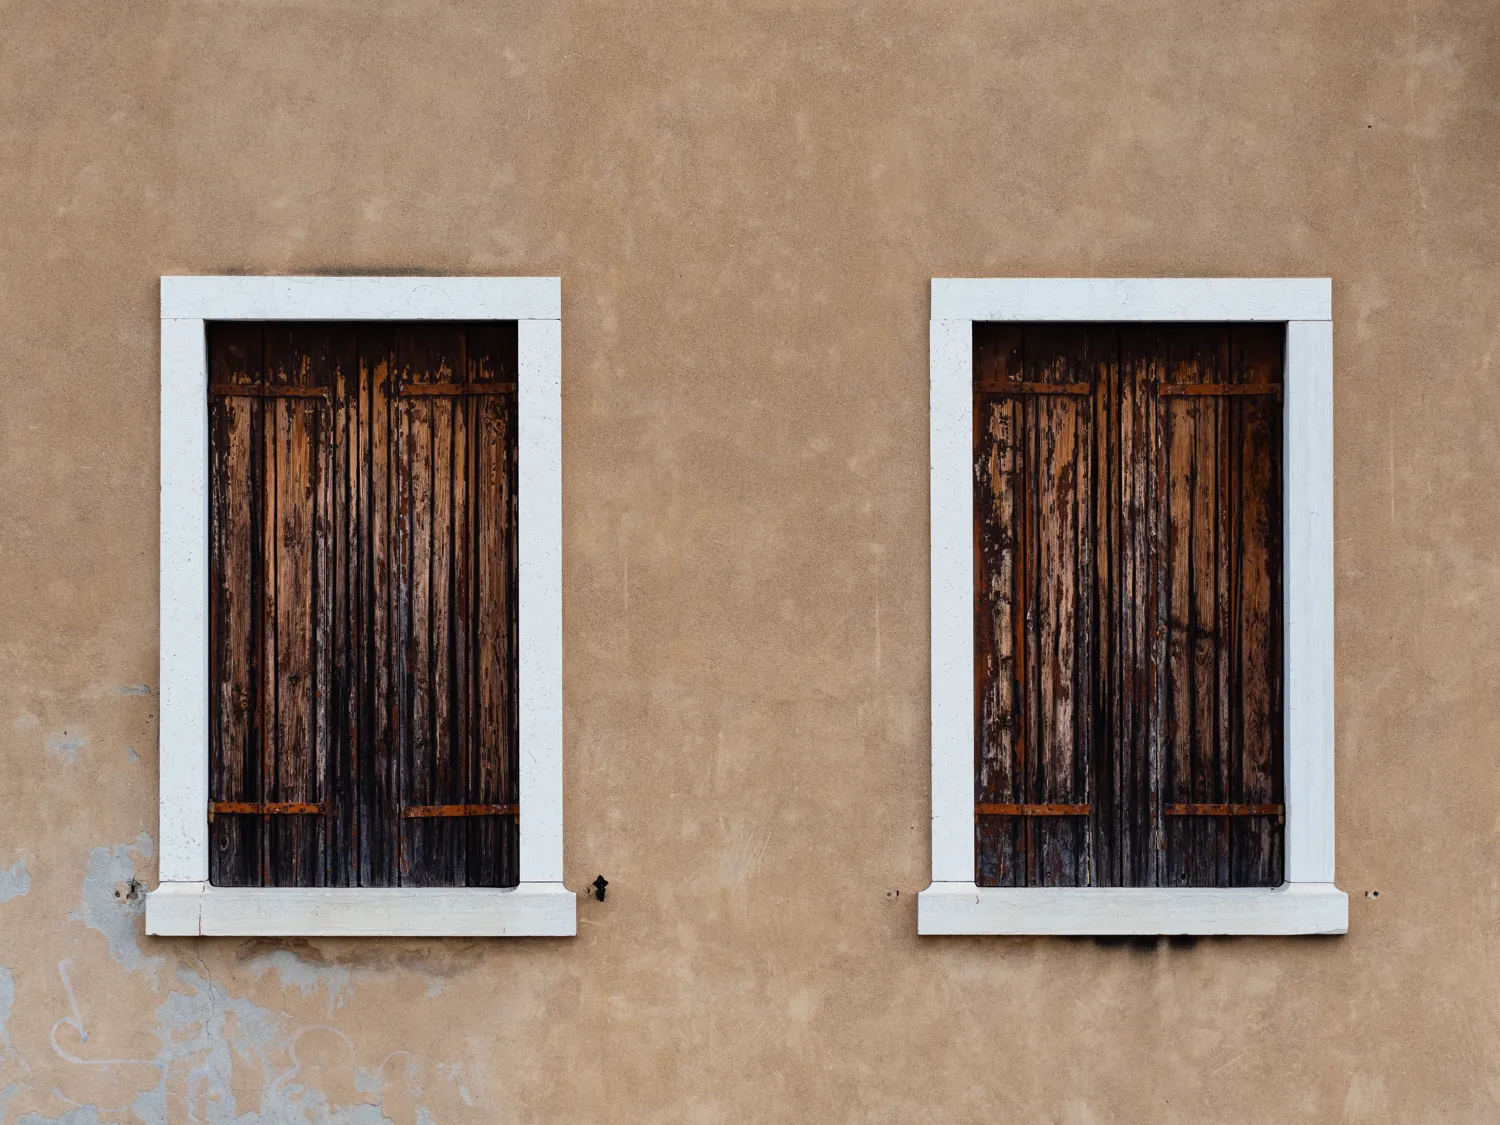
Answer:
1 0 1497 1120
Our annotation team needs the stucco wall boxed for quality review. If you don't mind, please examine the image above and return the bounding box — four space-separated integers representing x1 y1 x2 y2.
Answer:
1 1 1497 1121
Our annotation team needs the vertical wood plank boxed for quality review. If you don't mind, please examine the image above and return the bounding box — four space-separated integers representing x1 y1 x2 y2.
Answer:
1231 325 1286 885
362 326 400 887
469 322 520 886
1194 331 1230 887
263 326 328 886
1024 326 1092 887
328 327 359 887
1091 329 1120 887
974 325 1024 887
1117 327 1160 887
473 323 521 886
208 324 263 886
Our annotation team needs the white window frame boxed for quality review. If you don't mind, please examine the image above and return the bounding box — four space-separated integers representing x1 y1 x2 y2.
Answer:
146 276 574 937
919 278 1347 936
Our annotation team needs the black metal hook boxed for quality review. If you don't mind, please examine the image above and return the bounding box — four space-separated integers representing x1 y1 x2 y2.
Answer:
591 875 609 902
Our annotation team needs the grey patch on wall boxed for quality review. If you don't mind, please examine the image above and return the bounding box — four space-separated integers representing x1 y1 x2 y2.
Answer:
0 965 19 1057
247 948 354 1015
67 834 160 982
115 685 152 696
47 735 84 764
125 746 140 763
0 967 26 1110
16 1107 101 1125
0 860 31 903
139 968 419 1122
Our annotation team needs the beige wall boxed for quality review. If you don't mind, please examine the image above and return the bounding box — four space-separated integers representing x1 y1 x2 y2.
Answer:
1 1 1497 1120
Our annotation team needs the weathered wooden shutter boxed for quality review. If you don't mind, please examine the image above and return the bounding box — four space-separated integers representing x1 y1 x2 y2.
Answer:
208 323 519 888
389 325 519 887
974 326 1105 887
974 323 1284 888
208 325 338 886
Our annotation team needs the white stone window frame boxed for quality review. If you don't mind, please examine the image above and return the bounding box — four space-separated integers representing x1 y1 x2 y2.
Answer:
919 279 1347 936
146 276 574 937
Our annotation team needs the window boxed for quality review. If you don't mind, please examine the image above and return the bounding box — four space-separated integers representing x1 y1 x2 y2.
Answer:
920 279 1347 935
148 277 573 937
206 322 520 890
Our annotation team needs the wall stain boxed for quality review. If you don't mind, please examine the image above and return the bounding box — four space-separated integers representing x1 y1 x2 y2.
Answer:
0 860 32 904
67 835 160 983
0 839 468 1122
48 736 84 765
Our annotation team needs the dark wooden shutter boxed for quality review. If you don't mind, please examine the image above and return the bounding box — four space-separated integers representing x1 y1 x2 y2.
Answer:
208 323 519 888
974 323 1284 888
390 325 519 887
974 326 1105 887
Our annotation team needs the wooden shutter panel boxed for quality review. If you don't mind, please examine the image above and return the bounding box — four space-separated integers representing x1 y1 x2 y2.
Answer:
209 323 519 889
208 324 340 887
974 326 1108 887
974 324 1284 888
391 325 519 887
1136 325 1284 888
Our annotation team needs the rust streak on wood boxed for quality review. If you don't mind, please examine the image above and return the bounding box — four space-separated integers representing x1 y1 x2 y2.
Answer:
400 804 519 818
977 804 1092 817
1166 803 1283 817
398 382 515 396
1157 383 1281 398
978 381 1094 397
212 382 331 400
211 801 328 816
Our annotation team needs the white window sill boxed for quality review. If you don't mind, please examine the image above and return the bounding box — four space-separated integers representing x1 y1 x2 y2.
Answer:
145 881 576 937
916 881 1347 936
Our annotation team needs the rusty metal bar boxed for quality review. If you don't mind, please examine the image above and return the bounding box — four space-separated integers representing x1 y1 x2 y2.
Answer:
1157 384 1282 398
397 383 516 397
1165 803 1284 817
400 804 519 818
209 801 328 822
210 383 331 400
976 803 1092 816
978 382 1094 397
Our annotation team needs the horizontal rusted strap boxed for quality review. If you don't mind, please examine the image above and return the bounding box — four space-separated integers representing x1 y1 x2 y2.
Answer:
210 801 327 820
1157 383 1282 398
400 804 519 818
979 382 1093 397
976 803 1092 817
398 383 516 397
1166 803 1284 817
210 383 330 400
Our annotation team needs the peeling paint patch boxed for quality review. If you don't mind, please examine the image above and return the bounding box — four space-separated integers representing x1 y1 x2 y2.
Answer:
248 949 353 1015
48 735 84 764
132 969 421 1123
17 1108 101 1125
0 860 31 903
124 746 140 763
116 684 153 696
0 967 15 1055
68 834 160 983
